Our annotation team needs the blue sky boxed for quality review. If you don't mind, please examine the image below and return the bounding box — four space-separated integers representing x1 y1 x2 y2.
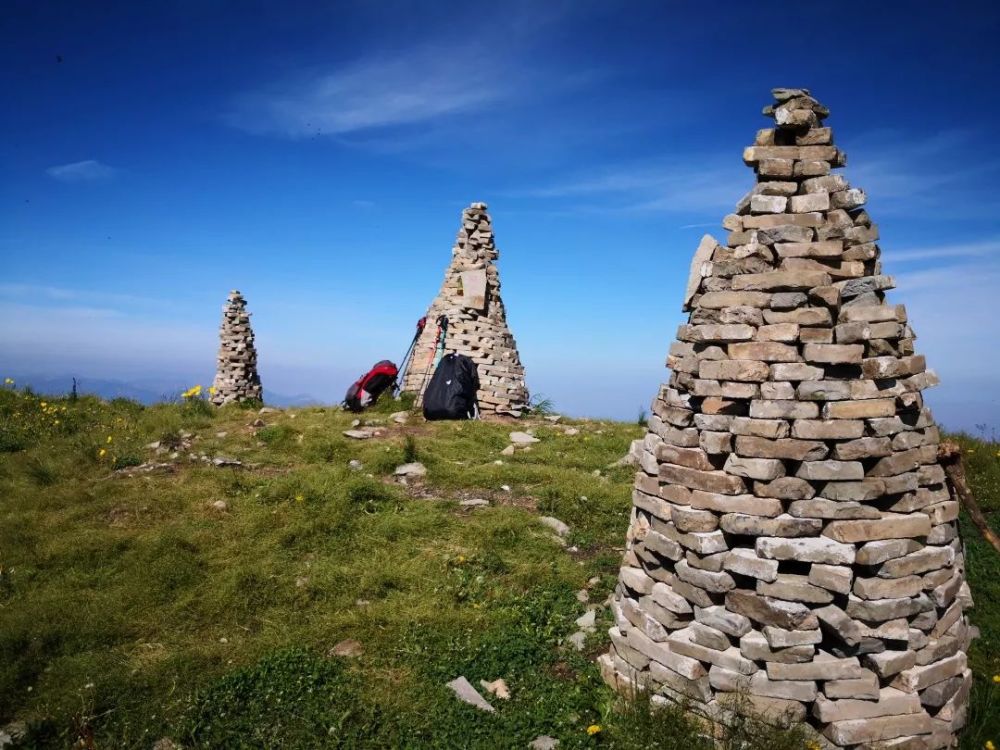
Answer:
2 1 999 429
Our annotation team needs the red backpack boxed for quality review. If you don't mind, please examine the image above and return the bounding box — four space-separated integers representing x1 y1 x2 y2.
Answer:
343 360 399 412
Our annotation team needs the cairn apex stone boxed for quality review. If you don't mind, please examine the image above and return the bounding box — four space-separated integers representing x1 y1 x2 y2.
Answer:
399 203 528 416
210 290 263 405
603 89 973 749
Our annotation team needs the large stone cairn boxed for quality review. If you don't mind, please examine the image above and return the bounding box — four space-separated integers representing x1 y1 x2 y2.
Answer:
400 202 529 416
599 89 975 748
210 290 263 405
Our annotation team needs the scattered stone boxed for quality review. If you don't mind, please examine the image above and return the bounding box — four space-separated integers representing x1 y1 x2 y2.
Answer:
445 676 495 713
539 516 570 537
343 429 375 440
393 462 427 477
576 609 597 631
210 500 228 512
510 431 540 445
480 678 511 700
529 736 560 750
348 460 363 471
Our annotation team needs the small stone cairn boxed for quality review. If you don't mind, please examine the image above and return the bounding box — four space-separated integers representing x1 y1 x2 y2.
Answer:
210 290 263 405
599 89 974 748
400 202 529 416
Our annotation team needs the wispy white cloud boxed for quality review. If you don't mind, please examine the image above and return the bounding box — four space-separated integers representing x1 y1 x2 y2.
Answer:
845 129 1000 216
226 46 517 138
45 159 117 182
508 159 744 214
889 239 1000 264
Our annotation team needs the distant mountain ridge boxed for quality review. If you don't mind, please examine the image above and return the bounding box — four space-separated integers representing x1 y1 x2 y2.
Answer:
8 374 323 408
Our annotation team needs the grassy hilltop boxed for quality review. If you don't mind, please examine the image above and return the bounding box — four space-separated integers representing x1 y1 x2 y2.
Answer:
0 386 998 749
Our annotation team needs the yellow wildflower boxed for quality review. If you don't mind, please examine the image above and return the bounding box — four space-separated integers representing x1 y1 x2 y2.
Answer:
993 674 1000 684
985 741 995 750
209 385 216 395
54 420 60 425
40 401 47 408
107 435 113 444
98 448 107 458
806 741 822 750
294 493 304 503
456 555 466 564
587 725 602 736
3 377 13 385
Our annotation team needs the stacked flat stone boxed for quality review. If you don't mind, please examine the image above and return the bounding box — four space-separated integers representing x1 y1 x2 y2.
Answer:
598 89 975 749
400 202 529 416
210 290 263 405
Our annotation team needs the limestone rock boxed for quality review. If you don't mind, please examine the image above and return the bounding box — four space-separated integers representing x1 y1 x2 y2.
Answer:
602 87 971 750
399 203 528 416
210 290 263 405
446 676 495 712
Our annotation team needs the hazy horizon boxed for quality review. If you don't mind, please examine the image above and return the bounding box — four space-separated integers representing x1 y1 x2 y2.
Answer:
3 1 999 430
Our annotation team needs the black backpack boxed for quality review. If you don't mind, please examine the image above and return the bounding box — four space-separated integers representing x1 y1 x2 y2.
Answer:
422 354 479 420
343 360 399 412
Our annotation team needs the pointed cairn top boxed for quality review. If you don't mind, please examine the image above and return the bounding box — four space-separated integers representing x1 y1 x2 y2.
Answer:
455 202 497 262
763 87 830 127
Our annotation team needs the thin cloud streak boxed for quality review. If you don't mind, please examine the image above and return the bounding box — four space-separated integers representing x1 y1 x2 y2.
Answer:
846 129 1000 217
508 159 744 214
226 46 517 138
45 159 117 182
889 239 1000 263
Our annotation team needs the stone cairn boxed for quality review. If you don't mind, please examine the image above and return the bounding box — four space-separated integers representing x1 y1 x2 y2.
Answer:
400 202 529 416
599 89 975 748
209 290 263 405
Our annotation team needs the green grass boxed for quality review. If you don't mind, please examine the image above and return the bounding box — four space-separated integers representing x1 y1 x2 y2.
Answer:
0 385 998 748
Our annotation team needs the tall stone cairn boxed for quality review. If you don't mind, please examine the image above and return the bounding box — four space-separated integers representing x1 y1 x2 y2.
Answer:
399 202 529 416
210 290 263 405
598 89 975 748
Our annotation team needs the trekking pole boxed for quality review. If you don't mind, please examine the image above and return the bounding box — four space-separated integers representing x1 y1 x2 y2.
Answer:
394 317 426 395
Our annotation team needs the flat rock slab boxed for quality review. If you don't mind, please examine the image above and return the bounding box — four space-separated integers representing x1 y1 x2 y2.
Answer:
460 498 490 508
446 676 495 713
394 462 427 477
343 429 377 439
510 431 540 445
539 516 570 537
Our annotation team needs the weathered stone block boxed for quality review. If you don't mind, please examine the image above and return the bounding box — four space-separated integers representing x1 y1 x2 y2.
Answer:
757 536 856 565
